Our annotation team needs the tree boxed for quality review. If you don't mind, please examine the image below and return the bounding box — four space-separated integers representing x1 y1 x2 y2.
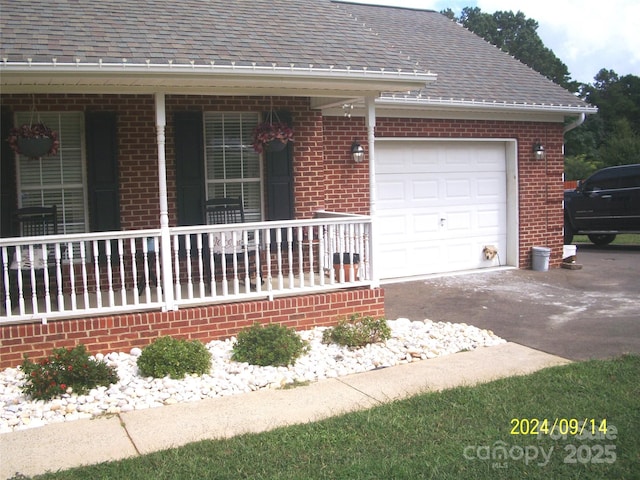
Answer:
597 119 640 167
564 154 600 181
565 70 640 174
443 7 577 91
582 70 640 137
442 7 640 174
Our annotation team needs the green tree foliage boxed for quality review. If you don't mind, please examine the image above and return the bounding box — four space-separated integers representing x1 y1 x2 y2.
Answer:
598 119 640 167
442 8 640 174
442 7 576 91
566 70 640 174
564 154 601 182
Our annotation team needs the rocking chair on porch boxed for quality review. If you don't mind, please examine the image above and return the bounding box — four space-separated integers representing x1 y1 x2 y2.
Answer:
204 197 260 286
8 206 59 310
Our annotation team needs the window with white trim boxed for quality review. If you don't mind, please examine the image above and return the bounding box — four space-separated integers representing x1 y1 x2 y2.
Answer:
15 112 87 235
203 112 262 222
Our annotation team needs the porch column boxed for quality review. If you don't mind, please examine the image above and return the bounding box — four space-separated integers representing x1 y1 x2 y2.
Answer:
365 96 380 288
155 92 176 310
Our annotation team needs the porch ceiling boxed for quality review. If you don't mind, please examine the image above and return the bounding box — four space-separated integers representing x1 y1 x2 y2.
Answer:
0 62 436 99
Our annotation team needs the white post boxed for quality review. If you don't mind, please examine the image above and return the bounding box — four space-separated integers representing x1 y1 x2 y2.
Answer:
365 96 380 288
154 92 176 310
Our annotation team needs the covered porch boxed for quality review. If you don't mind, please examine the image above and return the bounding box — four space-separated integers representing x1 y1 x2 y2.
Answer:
1 213 373 323
0 56 433 367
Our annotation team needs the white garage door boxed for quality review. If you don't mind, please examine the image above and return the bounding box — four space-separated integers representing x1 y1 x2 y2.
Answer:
375 140 508 279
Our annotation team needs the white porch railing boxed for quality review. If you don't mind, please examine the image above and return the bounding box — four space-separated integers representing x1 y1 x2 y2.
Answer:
0 213 373 324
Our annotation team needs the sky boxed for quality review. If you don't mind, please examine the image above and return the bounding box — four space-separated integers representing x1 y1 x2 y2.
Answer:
349 0 640 85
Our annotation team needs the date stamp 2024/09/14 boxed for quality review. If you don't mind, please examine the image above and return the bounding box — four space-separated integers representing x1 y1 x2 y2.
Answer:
463 419 618 469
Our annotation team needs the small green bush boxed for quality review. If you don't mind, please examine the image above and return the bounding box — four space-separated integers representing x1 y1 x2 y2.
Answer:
322 314 391 348
21 345 119 401
232 323 309 367
137 336 212 379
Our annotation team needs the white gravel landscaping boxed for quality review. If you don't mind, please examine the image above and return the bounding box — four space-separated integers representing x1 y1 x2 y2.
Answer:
0 319 505 433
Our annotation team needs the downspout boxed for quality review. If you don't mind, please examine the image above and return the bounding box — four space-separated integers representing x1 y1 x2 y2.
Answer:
365 96 379 288
154 92 176 311
564 113 586 134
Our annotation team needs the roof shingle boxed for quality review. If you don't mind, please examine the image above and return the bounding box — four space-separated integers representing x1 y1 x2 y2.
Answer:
337 2 585 107
0 0 589 108
0 0 419 73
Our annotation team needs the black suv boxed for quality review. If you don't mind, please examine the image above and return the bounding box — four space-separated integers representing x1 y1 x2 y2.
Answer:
564 164 640 245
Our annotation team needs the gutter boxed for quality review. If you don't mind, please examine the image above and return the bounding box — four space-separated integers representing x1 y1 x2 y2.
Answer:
377 95 596 115
0 59 437 93
563 112 586 133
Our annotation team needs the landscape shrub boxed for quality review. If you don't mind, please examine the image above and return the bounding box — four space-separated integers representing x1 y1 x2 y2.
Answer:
137 336 212 379
20 345 119 401
322 314 391 348
232 323 309 367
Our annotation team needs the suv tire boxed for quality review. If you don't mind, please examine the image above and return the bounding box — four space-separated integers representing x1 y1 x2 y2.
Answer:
588 234 616 246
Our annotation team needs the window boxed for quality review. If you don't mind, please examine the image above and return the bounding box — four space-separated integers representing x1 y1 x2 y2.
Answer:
203 113 262 222
15 112 87 235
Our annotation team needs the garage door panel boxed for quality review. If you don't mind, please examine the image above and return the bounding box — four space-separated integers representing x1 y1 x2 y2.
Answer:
445 179 472 199
378 245 442 278
477 206 505 230
377 214 408 241
411 244 444 274
477 177 504 201
377 180 406 202
413 180 439 201
376 140 507 279
476 143 506 168
445 212 472 232
446 241 476 262
413 213 440 233
443 147 474 167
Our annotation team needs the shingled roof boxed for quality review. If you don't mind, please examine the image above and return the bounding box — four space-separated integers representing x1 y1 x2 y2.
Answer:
0 0 419 72
337 2 588 109
0 0 592 111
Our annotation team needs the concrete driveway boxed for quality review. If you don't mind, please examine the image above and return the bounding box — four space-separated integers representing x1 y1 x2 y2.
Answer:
384 244 640 361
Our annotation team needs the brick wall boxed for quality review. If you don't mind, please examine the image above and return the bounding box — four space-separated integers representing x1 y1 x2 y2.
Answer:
2 94 567 268
1 94 327 228
0 287 384 369
1 94 566 367
322 117 370 214
323 116 567 269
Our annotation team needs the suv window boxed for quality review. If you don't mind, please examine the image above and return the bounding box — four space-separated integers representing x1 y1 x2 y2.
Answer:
618 166 640 188
583 169 619 191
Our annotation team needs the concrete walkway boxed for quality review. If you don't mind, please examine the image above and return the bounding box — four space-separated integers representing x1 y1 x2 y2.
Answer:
0 342 570 479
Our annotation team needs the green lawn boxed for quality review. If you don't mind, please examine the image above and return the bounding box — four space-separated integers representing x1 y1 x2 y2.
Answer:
572 234 640 246
30 355 640 480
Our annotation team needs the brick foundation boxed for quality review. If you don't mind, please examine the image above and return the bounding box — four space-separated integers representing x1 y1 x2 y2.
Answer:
0 287 384 369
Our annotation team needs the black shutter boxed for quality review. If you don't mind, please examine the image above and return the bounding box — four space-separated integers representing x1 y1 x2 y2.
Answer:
86 111 120 232
0 106 17 237
265 111 294 220
174 111 205 226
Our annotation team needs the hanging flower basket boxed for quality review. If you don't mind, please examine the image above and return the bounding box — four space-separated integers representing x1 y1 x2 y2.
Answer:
7 123 59 158
252 121 293 154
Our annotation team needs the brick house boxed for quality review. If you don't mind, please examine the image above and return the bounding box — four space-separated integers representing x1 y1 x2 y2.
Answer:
0 0 594 368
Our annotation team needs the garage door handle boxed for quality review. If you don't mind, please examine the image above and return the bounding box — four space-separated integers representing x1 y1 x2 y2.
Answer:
601 195 612 199
440 218 447 226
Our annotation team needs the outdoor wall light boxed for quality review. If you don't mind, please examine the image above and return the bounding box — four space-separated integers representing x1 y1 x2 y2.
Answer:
351 141 365 163
533 141 546 160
